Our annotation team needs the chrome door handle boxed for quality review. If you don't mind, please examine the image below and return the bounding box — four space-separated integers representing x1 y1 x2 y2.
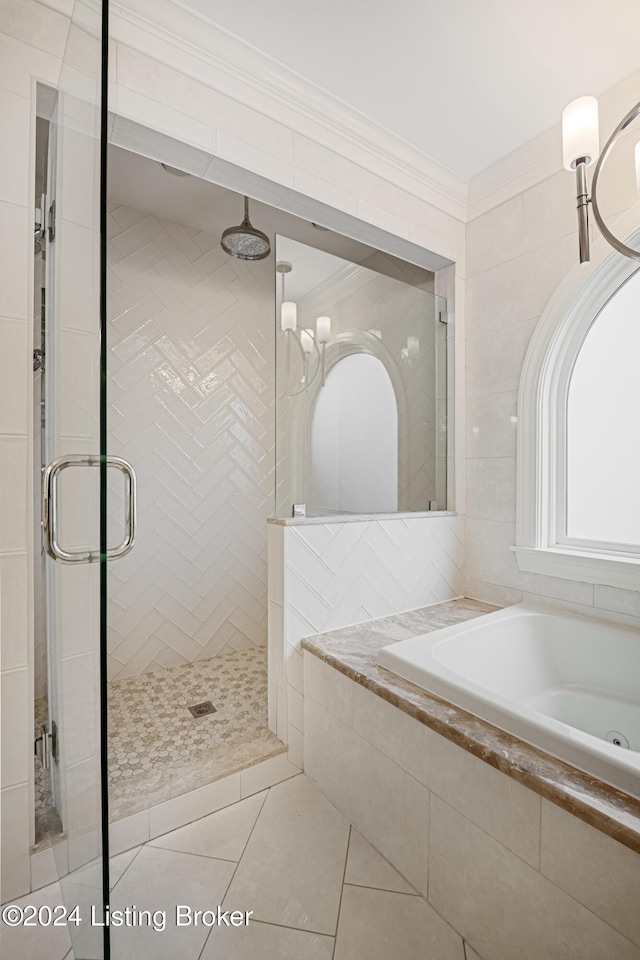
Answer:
42 455 137 563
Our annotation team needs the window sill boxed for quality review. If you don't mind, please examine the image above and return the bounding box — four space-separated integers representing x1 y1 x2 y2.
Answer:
513 545 640 591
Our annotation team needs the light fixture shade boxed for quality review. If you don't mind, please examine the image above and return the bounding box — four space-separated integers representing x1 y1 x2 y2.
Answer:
407 335 420 358
316 316 331 344
300 329 314 354
281 301 297 332
636 142 640 196
369 329 382 340
562 96 599 170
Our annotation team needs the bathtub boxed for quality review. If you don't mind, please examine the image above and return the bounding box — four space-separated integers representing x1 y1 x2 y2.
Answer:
378 603 640 799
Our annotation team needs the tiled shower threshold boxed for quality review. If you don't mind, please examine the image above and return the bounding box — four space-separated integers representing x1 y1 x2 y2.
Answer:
108 647 284 821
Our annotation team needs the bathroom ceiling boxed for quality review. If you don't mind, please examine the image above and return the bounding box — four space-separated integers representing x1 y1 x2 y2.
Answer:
179 0 640 179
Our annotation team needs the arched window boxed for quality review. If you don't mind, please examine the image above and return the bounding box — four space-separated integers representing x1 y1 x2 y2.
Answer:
566 271 640 548
515 227 640 590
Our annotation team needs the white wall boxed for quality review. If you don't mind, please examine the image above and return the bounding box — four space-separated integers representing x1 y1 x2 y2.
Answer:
464 99 640 623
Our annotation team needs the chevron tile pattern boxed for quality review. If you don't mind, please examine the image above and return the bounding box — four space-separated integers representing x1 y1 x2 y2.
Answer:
107 204 274 680
284 516 465 645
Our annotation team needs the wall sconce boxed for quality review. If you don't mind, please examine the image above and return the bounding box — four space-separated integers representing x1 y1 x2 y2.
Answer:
277 260 296 381
277 261 297 331
281 300 297 331
300 328 314 386
276 261 332 395
316 316 331 385
562 95 640 263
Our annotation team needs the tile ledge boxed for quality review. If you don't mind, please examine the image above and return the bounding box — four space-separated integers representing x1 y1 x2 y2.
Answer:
301 599 640 856
268 510 458 526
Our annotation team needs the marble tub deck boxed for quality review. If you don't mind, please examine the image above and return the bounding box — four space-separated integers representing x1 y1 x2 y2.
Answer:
301 598 640 855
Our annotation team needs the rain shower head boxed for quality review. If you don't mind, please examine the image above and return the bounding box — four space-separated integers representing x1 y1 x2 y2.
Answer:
220 196 271 261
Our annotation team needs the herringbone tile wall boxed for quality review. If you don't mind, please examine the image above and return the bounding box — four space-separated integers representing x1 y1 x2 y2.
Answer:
268 515 466 756
285 515 466 639
106 203 274 680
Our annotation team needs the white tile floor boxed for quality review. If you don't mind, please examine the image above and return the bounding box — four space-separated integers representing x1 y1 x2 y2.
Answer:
2 774 473 960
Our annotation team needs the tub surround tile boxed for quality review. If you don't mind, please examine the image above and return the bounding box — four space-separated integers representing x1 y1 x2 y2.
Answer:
429 796 640 960
301 599 640 855
305 697 430 896
540 801 640 947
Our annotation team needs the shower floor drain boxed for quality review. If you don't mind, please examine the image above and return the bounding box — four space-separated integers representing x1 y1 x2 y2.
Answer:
188 701 217 718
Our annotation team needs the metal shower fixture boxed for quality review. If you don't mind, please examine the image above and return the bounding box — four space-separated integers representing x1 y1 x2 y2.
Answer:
221 196 271 261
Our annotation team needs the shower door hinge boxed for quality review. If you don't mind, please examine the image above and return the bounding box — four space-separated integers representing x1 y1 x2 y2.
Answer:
34 720 58 770
35 195 55 248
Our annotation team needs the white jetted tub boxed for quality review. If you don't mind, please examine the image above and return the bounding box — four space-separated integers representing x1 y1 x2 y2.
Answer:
378 603 640 798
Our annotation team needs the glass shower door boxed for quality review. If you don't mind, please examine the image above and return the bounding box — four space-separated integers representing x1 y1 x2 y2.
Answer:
39 2 112 958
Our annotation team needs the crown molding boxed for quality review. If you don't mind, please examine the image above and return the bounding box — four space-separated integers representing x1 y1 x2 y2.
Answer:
109 0 640 227
468 69 640 222
109 0 468 221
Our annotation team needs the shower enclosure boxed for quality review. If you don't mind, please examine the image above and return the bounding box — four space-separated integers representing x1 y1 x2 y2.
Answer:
21 11 450 951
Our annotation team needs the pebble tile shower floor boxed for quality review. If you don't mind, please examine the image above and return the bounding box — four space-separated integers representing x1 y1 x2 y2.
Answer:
34 697 62 845
108 647 284 820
